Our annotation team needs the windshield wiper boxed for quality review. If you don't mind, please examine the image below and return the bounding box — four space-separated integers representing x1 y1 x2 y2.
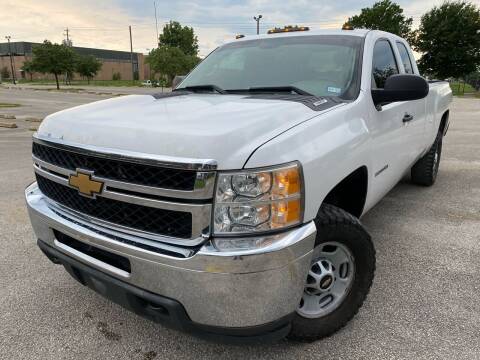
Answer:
246 86 314 96
176 84 227 94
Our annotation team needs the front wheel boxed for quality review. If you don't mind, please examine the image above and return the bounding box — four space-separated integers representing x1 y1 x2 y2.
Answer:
288 204 375 341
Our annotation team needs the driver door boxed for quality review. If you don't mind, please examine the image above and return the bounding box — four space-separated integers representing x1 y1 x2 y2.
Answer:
367 39 412 200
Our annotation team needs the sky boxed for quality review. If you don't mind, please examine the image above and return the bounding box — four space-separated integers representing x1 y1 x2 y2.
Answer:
1 0 479 56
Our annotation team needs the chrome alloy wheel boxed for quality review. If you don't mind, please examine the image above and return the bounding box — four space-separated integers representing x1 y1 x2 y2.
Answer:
297 242 355 318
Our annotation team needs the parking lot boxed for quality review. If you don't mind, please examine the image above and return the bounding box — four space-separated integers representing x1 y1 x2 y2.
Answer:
0 87 479 359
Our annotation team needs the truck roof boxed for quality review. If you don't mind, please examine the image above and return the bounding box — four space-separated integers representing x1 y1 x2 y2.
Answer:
225 28 370 45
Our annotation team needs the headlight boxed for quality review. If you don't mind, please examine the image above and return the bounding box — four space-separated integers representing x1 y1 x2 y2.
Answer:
213 162 303 235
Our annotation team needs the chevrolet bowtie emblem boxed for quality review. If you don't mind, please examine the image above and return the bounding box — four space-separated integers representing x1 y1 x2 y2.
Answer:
68 169 104 198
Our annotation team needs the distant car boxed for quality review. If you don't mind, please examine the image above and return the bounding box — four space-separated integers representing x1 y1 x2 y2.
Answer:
141 80 158 87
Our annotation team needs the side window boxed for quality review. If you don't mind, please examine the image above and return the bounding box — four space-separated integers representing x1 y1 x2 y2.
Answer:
396 42 414 74
372 40 399 88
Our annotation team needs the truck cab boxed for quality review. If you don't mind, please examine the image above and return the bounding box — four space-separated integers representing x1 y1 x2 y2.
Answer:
26 28 451 342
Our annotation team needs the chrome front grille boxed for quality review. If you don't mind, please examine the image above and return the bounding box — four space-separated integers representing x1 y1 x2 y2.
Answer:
33 142 199 190
36 174 194 238
32 134 216 247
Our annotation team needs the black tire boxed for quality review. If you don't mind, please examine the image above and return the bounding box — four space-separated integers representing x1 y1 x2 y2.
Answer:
411 130 443 186
288 204 375 341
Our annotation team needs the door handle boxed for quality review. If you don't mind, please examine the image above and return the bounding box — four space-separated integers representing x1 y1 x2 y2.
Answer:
402 113 414 123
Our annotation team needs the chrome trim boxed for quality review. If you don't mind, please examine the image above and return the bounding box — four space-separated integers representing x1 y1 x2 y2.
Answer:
26 183 197 259
32 157 216 201
33 156 70 178
104 171 216 200
33 165 211 243
33 133 218 170
50 202 205 249
200 221 316 257
54 239 131 278
48 202 196 258
216 194 301 206
34 164 69 184
26 181 317 327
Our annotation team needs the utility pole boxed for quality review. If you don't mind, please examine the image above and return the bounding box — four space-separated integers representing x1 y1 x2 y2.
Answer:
63 28 73 46
154 1 160 47
63 28 72 85
5 36 16 85
253 14 262 35
129 26 135 83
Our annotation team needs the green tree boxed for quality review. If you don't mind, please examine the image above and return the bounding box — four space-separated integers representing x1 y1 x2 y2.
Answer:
345 0 413 38
466 70 480 90
159 21 199 56
413 1 480 80
76 55 102 84
146 46 190 85
21 60 34 81
146 45 200 86
30 40 77 89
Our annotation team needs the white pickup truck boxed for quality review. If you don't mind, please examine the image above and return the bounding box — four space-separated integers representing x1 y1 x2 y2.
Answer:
26 27 452 342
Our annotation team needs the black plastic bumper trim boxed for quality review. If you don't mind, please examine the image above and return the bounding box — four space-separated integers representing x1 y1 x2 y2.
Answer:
37 239 293 343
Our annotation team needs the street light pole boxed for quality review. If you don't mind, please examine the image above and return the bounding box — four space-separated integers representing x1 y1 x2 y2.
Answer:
129 26 135 83
253 15 262 35
5 36 16 85
154 1 160 47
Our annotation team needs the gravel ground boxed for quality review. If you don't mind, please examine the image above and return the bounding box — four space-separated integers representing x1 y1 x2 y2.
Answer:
0 88 479 359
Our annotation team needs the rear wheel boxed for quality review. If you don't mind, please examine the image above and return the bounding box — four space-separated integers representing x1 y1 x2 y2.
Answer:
288 204 375 341
411 130 443 186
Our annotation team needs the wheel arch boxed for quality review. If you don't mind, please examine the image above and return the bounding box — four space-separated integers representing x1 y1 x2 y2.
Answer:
439 110 449 136
320 166 369 219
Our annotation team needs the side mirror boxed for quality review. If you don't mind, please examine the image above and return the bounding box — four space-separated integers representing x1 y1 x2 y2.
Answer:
372 74 429 106
172 75 186 89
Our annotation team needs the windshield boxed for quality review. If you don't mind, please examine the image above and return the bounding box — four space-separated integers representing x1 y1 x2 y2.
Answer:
178 35 363 99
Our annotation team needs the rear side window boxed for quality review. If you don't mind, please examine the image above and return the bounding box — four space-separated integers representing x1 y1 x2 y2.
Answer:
396 42 414 74
372 40 399 88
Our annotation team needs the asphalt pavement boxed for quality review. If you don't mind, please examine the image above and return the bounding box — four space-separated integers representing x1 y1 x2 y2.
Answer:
0 86 479 359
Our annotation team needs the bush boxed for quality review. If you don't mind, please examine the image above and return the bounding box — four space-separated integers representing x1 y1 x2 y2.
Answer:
112 72 121 81
133 71 139 81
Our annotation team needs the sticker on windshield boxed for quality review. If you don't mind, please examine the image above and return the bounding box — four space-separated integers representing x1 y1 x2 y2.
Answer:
327 86 342 94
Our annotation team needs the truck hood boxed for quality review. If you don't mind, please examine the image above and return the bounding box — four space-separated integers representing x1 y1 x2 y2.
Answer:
38 93 342 169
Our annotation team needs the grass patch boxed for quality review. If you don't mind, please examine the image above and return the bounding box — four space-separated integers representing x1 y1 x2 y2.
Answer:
25 117 43 122
74 80 143 87
18 79 143 87
0 103 21 108
450 82 476 96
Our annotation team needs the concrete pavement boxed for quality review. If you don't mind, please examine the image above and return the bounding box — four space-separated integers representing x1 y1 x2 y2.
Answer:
0 88 478 359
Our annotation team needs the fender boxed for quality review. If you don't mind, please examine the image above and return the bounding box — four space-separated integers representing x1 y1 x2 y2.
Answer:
244 101 372 222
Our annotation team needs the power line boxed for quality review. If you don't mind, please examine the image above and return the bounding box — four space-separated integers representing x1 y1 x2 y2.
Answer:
65 13 424 29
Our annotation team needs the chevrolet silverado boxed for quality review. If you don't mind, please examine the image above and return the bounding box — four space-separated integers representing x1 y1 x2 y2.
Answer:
26 27 452 342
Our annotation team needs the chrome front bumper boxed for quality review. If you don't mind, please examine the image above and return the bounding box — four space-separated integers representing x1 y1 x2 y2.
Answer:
26 182 316 328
